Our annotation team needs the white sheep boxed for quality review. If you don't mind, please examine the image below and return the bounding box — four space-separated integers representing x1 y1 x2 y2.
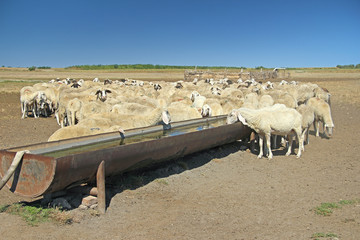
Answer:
166 101 202 122
306 97 334 137
227 104 303 159
20 86 38 119
296 104 315 151
67 98 83 126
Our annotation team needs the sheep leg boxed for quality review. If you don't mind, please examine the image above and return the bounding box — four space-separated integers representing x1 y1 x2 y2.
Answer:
286 134 293 156
33 102 38 118
301 129 307 152
21 102 26 119
257 134 264 159
314 120 320 137
296 130 303 158
272 135 277 149
265 133 273 159
305 127 310 145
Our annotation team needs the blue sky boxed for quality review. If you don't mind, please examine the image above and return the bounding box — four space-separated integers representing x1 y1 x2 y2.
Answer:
0 0 359 68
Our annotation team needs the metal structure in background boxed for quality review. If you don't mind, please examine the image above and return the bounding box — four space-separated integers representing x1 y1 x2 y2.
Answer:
0 116 251 198
184 68 289 82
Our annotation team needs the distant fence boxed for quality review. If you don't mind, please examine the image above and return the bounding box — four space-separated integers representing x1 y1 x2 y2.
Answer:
184 69 290 82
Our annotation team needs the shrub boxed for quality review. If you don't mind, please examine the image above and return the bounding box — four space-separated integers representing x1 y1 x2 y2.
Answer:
28 66 36 71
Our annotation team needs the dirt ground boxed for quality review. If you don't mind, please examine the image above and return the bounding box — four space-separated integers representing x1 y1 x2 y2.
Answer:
0 75 359 239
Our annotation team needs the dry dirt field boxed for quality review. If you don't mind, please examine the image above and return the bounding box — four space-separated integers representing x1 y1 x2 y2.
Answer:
0 69 359 240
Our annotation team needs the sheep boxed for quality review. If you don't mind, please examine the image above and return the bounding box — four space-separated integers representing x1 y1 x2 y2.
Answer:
227 104 303 159
154 83 162 91
55 104 68 128
166 101 202 122
296 104 315 150
190 91 207 110
93 78 100 82
104 79 112 85
314 87 331 106
243 93 259 109
67 98 83 126
20 86 38 119
201 98 224 117
258 94 274 109
49 101 169 141
95 89 112 102
306 97 334 137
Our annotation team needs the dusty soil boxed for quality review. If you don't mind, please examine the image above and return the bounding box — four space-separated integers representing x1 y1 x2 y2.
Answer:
0 76 359 239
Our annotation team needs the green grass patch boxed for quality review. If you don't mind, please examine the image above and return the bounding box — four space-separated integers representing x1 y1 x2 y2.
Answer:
154 178 169 185
0 203 72 226
311 232 338 239
313 199 360 216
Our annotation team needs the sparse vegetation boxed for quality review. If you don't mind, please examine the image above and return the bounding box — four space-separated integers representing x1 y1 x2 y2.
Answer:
37 66 51 69
311 232 338 239
313 199 360 216
66 64 247 70
336 64 360 69
0 203 72 226
28 66 36 71
154 178 169 185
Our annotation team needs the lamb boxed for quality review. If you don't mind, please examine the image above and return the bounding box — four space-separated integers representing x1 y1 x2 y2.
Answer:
296 104 315 150
227 104 303 159
306 97 334 137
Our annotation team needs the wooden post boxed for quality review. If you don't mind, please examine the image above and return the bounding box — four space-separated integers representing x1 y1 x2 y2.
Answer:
97 160 106 214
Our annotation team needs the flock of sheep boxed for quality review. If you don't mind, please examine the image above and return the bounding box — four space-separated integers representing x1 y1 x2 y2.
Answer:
19 76 334 159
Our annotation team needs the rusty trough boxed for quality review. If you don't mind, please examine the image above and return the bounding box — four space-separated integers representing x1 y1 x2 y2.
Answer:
0 116 251 199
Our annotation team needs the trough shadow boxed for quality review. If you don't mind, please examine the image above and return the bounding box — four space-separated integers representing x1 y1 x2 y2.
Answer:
104 140 246 208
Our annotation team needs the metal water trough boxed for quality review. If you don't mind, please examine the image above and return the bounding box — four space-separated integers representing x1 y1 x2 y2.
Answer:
0 115 250 198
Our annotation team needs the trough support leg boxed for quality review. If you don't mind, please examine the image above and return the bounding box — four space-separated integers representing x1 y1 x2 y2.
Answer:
97 160 106 214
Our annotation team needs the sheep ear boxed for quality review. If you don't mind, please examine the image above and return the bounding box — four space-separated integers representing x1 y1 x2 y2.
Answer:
95 90 101 95
237 113 248 126
105 90 112 93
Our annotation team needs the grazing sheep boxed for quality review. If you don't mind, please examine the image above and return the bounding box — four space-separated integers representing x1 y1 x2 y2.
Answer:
306 97 334 137
227 104 303 159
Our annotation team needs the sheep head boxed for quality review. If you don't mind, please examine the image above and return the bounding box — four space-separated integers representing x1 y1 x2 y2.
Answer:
95 89 112 102
201 104 212 118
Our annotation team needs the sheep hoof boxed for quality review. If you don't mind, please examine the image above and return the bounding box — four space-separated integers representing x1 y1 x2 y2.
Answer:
257 155 263 159
285 152 291 156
